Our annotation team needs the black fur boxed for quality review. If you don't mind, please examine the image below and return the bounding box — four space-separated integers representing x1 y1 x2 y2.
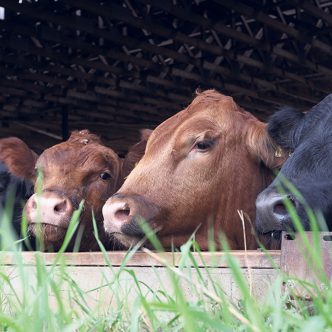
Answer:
0 162 34 239
256 94 332 232
268 106 304 150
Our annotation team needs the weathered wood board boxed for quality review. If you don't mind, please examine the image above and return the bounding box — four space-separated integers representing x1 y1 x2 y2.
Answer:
1 250 281 308
280 232 332 297
2 233 331 309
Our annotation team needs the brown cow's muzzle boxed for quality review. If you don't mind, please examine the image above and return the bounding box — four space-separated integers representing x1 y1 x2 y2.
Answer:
102 193 161 248
25 192 73 243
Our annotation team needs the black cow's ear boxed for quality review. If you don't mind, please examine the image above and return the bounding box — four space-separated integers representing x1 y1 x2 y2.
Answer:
268 107 304 150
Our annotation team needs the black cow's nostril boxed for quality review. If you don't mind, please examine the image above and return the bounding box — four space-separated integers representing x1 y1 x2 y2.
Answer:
273 202 288 216
272 195 297 216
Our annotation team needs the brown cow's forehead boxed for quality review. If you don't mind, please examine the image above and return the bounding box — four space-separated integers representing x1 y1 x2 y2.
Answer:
37 142 118 174
147 98 244 154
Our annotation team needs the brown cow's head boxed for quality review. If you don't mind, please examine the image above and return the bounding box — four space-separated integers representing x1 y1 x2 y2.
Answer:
102 90 286 250
25 130 122 251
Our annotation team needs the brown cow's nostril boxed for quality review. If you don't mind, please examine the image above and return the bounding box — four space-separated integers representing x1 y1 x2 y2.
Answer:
54 199 68 214
115 207 130 222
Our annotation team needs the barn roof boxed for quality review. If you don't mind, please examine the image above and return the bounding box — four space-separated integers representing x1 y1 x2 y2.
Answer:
0 0 331 153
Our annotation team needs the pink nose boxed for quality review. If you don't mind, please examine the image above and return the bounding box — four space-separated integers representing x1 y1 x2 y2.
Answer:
102 194 160 237
25 192 73 228
102 199 132 234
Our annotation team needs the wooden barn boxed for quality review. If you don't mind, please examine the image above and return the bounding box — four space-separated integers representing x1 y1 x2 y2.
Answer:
0 0 332 303
1 0 332 155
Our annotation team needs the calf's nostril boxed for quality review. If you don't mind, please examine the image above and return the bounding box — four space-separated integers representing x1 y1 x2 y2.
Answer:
31 199 37 210
54 199 67 213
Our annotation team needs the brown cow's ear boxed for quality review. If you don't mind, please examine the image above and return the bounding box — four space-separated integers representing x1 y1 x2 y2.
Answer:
139 128 153 141
246 122 288 169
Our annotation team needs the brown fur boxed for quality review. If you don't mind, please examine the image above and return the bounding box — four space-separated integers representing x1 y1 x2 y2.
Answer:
105 90 286 250
121 129 152 184
0 137 37 180
27 129 148 251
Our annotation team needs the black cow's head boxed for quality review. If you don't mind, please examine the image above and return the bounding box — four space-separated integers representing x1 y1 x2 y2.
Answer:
256 94 332 235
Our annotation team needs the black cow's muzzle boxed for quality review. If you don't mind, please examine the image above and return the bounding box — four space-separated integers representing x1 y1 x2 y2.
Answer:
255 188 298 234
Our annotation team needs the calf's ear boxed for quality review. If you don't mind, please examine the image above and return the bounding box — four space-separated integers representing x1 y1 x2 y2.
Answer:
246 122 288 169
268 107 304 150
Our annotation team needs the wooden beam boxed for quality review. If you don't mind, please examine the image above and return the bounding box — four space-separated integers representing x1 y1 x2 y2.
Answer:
71 0 226 57
71 0 330 100
213 0 332 55
142 0 332 87
13 122 62 140
1 50 191 104
1 65 179 118
0 250 280 267
1 1 326 101
298 0 332 26
0 1 201 68
0 1 330 109
0 1 326 118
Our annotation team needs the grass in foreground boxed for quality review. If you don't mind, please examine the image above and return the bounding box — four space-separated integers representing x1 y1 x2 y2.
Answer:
0 193 331 331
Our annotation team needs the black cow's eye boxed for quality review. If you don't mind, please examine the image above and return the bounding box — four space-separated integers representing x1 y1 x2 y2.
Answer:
194 140 214 151
100 172 112 180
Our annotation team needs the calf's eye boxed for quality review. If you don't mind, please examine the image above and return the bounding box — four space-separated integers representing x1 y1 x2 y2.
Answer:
194 140 214 151
100 172 112 180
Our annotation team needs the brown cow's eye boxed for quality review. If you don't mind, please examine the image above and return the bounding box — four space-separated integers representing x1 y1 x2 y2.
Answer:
194 140 214 151
100 172 112 180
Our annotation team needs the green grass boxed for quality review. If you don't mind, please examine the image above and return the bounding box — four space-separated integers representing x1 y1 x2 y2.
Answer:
0 190 331 331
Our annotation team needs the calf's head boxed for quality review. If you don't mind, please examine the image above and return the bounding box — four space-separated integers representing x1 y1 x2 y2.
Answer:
103 90 284 250
256 94 332 234
25 130 122 251
0 137 37 234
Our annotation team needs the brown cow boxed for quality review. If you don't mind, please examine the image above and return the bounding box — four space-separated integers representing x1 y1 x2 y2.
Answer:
121 129 153 184
0 137 37 237
102 90 286 250
25 129 149 252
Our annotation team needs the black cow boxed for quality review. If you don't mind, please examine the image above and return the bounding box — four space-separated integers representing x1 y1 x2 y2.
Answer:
0 137 37 238
255 94 332 236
